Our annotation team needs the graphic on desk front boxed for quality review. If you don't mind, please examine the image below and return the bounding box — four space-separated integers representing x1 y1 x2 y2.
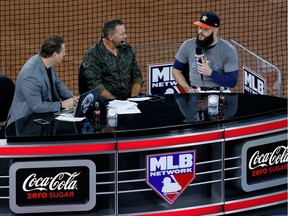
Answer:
9 160 96 214
146 150 196 205
241 134 287 192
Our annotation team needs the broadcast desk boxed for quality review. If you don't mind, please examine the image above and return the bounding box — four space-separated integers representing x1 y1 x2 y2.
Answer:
1 93 287 215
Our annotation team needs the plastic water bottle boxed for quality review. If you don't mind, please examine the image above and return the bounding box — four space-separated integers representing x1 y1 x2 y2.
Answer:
208 94 219 119
106 107 118 127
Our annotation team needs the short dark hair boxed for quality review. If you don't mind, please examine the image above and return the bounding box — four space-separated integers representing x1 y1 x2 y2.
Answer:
103 19 124 39
40 36 64 58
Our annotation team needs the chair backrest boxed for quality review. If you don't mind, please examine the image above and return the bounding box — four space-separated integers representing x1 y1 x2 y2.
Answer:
78 62 89 95
0 76 15 123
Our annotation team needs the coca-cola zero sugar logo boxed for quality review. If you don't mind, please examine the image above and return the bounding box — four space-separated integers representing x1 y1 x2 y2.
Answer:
23 172 79 192
241 134 287 192
9 160 96 214
249 146 288 170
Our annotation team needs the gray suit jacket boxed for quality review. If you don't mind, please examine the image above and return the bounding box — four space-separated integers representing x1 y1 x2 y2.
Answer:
7 54 73 126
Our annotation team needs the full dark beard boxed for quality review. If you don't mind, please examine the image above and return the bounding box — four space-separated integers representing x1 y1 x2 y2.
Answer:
196 32 214 48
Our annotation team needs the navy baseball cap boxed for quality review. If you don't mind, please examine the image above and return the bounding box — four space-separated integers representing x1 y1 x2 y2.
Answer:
193 11 220 29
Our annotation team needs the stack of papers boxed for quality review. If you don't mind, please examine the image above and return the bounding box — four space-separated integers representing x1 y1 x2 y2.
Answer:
108 100 141 114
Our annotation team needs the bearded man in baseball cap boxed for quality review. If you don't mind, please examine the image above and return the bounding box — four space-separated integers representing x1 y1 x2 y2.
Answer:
172 11 239 93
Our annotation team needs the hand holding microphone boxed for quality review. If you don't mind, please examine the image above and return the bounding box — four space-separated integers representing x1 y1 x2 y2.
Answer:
196 47 204 63
196 47 212 77
196 47 204 81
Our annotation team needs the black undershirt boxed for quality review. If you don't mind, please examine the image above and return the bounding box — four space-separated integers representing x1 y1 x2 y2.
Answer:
46 67 57 102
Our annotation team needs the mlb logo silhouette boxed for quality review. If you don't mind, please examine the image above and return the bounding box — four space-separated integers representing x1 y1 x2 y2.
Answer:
146 150 196 205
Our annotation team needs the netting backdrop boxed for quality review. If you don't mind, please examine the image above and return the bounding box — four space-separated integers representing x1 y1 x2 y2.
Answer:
0 0 287 97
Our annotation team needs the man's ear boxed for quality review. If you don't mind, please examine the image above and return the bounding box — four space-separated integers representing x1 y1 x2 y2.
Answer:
213 28 219 33
107 34 113 41
51 52 57 57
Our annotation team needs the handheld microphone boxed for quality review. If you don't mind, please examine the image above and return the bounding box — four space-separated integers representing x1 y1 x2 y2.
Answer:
195 46 204 81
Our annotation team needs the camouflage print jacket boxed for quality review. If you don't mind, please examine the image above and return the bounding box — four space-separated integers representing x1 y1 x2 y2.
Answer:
83 37 144 98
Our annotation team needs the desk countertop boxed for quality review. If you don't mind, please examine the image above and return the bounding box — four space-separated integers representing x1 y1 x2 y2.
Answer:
5 93 287 143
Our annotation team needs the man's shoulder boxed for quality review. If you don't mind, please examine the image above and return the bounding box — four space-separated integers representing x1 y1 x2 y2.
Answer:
87 43 100 53
23 54 42 71
26 54 40 63
218 38 237 51
179 38 196 51
19 57 42 81
183 38 196 45
85 42 104 59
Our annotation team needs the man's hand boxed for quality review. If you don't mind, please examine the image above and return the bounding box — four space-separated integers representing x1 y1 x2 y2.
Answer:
61 97 78 109
197 58 212 76
188 88 198 93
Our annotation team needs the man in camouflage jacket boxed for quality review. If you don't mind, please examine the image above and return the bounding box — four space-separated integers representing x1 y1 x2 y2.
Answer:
82 19 144 100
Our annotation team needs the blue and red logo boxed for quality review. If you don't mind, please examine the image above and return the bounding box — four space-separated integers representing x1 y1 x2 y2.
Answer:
146 150 196 205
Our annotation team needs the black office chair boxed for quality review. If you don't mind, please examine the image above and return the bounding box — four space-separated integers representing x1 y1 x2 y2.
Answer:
0 76 15 137
78 62 88 95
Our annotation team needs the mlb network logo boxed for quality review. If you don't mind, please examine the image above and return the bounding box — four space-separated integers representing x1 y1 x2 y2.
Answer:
146 150 196 205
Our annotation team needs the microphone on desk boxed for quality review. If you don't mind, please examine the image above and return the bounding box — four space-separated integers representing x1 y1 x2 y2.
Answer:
196 46 204 81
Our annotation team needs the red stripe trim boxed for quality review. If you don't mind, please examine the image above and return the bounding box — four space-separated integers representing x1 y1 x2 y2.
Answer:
118 131 222 150
134 204 222 216
0 143 115 156
224 191 288 212
225 119 287 139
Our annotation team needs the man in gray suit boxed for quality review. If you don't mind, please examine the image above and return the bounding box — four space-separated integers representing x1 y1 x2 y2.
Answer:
6 36 77 127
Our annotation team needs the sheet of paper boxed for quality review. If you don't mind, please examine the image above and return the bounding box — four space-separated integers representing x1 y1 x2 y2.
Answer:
127 97 151 102
55 115 86 122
